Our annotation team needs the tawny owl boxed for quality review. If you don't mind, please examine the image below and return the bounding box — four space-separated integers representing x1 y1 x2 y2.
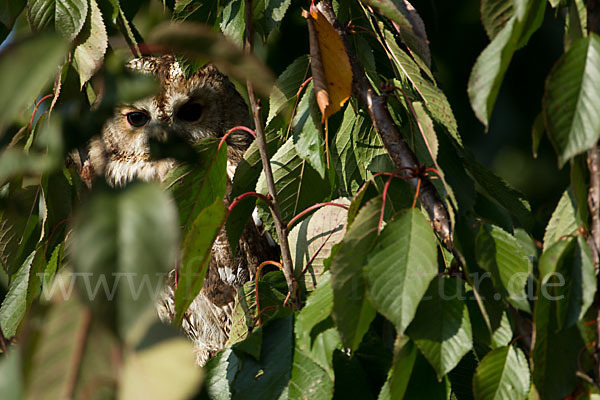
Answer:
84 55 276 365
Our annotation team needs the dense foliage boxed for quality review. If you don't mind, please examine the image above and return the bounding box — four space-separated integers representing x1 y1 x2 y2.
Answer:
0 0 598 399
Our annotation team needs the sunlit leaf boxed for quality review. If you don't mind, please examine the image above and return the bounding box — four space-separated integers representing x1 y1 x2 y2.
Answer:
363 0 431 67
382 27 460 143
543 189 578 251
468 0 545 127
406 277 473 379
472 346 530 400
267 55 310 126
292 82 326 178
330 197 380 350
475 224 532 312
543 34 600 166
364 208 438 334
288 199 349 291
480 0 514 40
255 136 329 233
28 0 88 41
0 251 34 338
74 0 108 87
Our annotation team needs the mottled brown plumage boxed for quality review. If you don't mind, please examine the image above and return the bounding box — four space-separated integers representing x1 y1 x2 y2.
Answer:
87 55 276 365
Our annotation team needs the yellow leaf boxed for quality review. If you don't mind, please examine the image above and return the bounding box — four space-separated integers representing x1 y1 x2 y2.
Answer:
304 5 353 121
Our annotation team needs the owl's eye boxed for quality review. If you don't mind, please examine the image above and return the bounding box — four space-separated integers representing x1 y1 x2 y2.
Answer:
126 111 150 127
176 103 203 122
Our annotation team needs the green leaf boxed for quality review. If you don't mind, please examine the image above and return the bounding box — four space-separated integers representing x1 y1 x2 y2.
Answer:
254 0 292 35
480 0 514 40
0 0 26 29
149 22 275 96
165 138 227 235
232 316 293 399
362 0 431 67
468 0 545 127
226 132 280 253
475 224 532 312
71 183 178 339
74 0 108 87
543 189 578 251
294 274 342 378
0 251 34 338
26 293 92 399
0 347 22 400
364 208 438 334
412 101 438 161
538 237 595 330
331 105 386 195
472 346 530 400
205 348 239 400
382 27 460 143
220 0 245 47
377 338 417 400
228 273 292 346
0 34 68 130
289 343 334 400
256 136 329 231
467 158 533 229
330 197 380 350
293 82 326 178
0 187 41 276
119 337 203 399
267 55 310 125
70 319 118 399
28 0 89 41
531 112 545 158
531 260 583 400
406 277 473 379
288 199 349 291
564 0 586 50
543 34 600 166
174 198 228 326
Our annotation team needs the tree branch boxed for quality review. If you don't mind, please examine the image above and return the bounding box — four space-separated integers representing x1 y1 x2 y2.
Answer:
317 0 453 249
244 0 298 308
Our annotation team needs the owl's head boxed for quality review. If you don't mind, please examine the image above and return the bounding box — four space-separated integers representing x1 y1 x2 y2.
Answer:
88 55 252 186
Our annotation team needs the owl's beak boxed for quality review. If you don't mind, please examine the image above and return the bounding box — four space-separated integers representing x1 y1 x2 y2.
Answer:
147 123 197 163
146 123 172 143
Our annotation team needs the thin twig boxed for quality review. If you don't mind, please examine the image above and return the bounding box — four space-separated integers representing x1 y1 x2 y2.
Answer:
287 202 349 230
244 0 298 309
317 0 453 250
254 260 283 326
228 192 271 213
